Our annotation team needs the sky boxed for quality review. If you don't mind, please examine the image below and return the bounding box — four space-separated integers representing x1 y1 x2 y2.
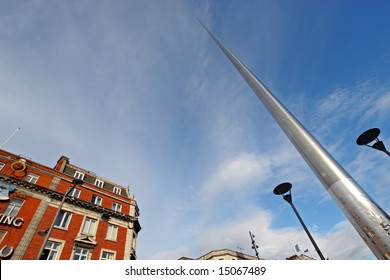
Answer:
0 0 389 260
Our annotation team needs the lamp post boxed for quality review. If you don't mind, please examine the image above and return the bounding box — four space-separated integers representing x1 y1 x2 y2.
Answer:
36 179 84 260
249 231 260 260
356 128 390 157
273 182 326 260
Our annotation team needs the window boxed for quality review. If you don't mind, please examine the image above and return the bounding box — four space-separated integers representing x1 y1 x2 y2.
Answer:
40 241 62 260
0 162 5 170
24 173 39 184
0 230 7 243
3 197 24 216
81 217 97 235
73 248 89 260
101 250 115 260
54 210 72 229
94 179 104 188
112 186 121 195
106 224 118 241
74 171 85 180
91 195 102 206
69 188 81 198
112 202 122 212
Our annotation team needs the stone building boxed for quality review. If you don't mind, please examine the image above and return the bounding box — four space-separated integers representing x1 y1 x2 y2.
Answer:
179 248 315 260
179 248 260 260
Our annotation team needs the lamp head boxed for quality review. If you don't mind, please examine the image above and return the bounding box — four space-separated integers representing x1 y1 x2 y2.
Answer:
356 128 380 146
72 179 84 186
273 182 292 195
273 182 293 204
356 128 389 154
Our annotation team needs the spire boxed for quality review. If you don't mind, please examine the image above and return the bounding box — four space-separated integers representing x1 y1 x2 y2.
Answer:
202 23 390 260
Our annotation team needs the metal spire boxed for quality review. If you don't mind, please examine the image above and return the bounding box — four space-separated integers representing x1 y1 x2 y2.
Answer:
201 23 390 260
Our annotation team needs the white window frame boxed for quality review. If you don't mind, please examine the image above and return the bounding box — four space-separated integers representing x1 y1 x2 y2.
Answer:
112 202 122 212
112 186 122 195
94 179 104 188
100 250 116 260
91 195 102 206
72 247 90 260
54 210 72 229
69 188 81 199
106 224 118 241
24 173 39 184
81 217 97 235
0 162 5 170
41 240 63 260
74 171 85 180
3 197 24 216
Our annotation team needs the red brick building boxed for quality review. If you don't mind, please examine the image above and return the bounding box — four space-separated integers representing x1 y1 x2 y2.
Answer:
0 149 141 260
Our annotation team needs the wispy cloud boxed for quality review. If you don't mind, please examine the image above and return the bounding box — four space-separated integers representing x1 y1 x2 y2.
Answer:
314 79 390 136
198 153 272 200
152 206 370 260
320 221 372 260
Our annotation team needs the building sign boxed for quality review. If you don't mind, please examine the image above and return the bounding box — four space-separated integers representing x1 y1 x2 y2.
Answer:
0 214 24 228
0 245 14 259
0 183 16 201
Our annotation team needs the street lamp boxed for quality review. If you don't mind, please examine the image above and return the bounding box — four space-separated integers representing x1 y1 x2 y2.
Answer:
249 231 260 260
356 128 390 157
273 182 326 260
36 178 84 260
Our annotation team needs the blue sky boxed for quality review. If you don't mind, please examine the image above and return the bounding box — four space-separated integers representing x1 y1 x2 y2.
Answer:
1 0 389 260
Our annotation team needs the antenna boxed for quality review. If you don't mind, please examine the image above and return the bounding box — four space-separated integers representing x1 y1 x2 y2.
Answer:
237 246 244 253
249 231 260 260
1 127 20 149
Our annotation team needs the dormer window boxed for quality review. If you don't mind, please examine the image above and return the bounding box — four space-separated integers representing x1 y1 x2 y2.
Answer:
74 171 85 180
112 186 121 195
94 179 104 188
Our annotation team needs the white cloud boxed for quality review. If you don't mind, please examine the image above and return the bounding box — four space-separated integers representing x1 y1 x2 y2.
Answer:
320 221 372 260
198 153 272 200
314 80 390 134
150 206 371 260
318 88 349 114
368 91 390 119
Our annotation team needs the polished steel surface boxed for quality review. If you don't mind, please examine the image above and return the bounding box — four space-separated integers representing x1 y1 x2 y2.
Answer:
203 24 390 259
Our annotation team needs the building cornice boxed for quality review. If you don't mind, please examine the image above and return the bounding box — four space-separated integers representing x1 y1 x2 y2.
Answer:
0 175 141 233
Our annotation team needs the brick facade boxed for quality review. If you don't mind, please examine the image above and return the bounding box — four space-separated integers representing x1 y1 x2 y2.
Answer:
0 149 141 260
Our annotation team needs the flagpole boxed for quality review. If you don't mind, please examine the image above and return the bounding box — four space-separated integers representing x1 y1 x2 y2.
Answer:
287 239 296 255
202 23 390 260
